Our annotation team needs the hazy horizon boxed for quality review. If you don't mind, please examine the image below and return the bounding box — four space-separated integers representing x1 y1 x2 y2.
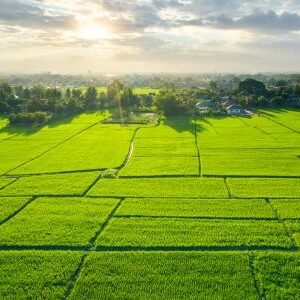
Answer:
0 0 300 74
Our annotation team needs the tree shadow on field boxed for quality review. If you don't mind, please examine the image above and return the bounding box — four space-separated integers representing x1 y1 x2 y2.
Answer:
258 108 297 119
0 110 108 139
163 114 229 135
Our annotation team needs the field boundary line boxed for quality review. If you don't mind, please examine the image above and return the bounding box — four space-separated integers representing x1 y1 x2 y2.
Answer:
3 173 300 180
0 196 37 226
265 198 298 250
249 252 265 300
95 245 295 252
0 245 297 252
5 120 104 176
0 177 19 190
63 252 88 300
82 172 103 196
194 119 201 176
113 215 278 221
87 198 124 249
9 168 107 177
224 177 233 198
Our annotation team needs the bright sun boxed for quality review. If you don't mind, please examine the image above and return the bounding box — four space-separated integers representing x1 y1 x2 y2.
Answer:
79 25 109 40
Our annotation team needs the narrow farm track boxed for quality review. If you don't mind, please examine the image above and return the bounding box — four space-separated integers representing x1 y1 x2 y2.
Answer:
116 127 142 173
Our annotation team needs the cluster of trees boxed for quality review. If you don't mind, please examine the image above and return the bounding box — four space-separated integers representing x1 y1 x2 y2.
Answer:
235 78 300 108
0 79 156 124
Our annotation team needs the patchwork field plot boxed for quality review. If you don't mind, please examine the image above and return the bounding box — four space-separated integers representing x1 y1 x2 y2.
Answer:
97 217 292 248
0 197 118 247
88 177 228 198
0 172 100 196
11 125 139 174
69 252 257 299
198 112 300 176
0 112 109 175
116 198 276 219
0 109 300 298
228 178 300 198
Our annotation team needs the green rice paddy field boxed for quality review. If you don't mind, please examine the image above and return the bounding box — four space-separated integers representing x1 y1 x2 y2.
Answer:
0 109 300 299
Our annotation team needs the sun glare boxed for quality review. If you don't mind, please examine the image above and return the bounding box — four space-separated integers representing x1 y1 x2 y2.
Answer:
79 24 109 40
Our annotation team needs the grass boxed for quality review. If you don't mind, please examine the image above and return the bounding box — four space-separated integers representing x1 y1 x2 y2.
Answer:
255 252 300 299
116 198 276 219
88 178 229 198
0 172 101 196
228 178 300 198
97 218 292 248
0 251 83 299
0 197 31 223
0 197 118 247
70 252 257 299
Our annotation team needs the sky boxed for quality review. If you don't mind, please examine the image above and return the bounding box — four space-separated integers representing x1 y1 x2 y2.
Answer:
0 0 300 74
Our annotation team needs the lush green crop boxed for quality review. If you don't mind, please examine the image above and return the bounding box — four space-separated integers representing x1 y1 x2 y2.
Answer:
0 197 118 246
0 178 15 189
0 172 100 196
197 112 300 176
119 156 199 176
11 125 138 174
133 146 198 157
271 199 300 219
89 178 228 198
97 218 292 248
202 156 300 176
283 221 300 247
227 178 300 198
116 198 276 219
70 252 257 299
0 197 31 223
0 251 83 299
254 252 300 299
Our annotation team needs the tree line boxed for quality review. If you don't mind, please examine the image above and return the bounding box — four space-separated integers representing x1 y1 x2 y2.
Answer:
0 79 156 124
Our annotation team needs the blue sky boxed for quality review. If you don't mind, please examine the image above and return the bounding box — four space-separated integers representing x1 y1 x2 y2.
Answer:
0 0 300 73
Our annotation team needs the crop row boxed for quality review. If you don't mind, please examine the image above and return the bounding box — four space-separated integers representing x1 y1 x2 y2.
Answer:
1 176 300 199
1 251 299 299
1 196 299 248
